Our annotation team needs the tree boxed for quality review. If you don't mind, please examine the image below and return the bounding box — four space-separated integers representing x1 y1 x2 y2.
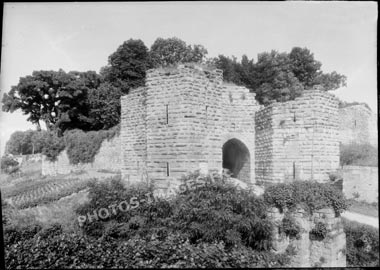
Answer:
2 70 101 134
5 130 46 155
213 47 346 105
288 47 322 88
150 37 208 67
86 82 122 130
101 39 151 94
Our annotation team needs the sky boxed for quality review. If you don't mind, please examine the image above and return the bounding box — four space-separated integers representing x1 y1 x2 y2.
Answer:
0 1 378 155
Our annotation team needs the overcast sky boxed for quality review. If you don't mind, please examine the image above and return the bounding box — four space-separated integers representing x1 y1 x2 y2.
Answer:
0 1 377 155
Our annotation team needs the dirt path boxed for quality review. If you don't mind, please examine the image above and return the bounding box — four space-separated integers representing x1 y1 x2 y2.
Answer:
341 211 379 228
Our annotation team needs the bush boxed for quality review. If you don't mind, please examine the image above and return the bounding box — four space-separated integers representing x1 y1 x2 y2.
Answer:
41 131 65 161
1 156 19 174
280 214 301 239
309 222 328 241
40 125 119 164
340 143 378 167
5 224 293 269
343 219 379 267
64 124 119 164
263 181 349 216
76 173 274 252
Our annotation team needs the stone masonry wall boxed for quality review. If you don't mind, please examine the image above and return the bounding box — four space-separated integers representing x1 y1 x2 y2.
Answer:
255 91 340 185
42 136 121 175
120 87 147 184
267 207 346 267
342 165 378 203
121 64 261 189
339 105 378 147
221 84 261 184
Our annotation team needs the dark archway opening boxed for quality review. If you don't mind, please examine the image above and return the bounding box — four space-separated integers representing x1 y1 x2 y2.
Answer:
222 139 250 182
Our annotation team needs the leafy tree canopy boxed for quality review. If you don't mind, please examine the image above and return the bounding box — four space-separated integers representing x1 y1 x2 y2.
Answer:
101 39 151 94
5 130 47 155
150 37 208 67
212 47 347 105
2 39 347 134
1 70 102 134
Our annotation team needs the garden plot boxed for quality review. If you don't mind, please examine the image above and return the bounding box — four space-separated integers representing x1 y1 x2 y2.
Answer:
3 177 94 209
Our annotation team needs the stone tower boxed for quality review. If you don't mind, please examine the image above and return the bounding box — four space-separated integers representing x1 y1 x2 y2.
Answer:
121 64 339 190
255 91 340 185
120 63 260 189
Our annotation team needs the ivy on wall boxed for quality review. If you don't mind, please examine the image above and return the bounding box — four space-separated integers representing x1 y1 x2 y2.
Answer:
42 124 120 164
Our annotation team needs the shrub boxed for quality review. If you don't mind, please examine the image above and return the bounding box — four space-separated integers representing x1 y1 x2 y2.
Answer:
1 156 19 174
340 143 378 167
64 124 119 164
5 224 293 269
76 173 273 251
343 219 379 267
280 214 301 239
263 181 349 216
309 222 328 241
40 124 119 164
41 131 65 161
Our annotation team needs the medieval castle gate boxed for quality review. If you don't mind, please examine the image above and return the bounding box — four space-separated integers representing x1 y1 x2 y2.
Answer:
120 64 340 188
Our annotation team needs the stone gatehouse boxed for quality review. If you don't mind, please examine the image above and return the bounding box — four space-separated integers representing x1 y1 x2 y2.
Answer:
121 63 340 188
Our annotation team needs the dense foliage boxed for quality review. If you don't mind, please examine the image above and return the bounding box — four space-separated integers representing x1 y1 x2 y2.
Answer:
5 173 376 268
100 39 151 94
1 70 101 133
1 156 19 174
76 174 274 251
5 129 47 155
280 214 302 240
340 143 378 167
40 131 66 161
37 124 119 163
2 37 347 134
64 125 119 164
343 219 379 267
263 181 349 216
4 223 293 269
150 37 208 67
4 175 296 268
309 222 328 241
211 47 346 105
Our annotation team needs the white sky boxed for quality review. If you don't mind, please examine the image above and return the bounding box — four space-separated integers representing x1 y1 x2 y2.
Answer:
0 1 378 155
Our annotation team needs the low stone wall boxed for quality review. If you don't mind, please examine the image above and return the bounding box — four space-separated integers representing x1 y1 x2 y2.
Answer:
267 207 346 267
342 165 378 203
42 136 121 176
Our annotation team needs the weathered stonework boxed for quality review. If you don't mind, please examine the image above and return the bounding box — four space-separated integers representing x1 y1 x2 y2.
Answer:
41 64 341 188
255 91 340 185
121 64 340 189
121 64 261 188
342 165 378 203
267 207 346 267
339 104 378 147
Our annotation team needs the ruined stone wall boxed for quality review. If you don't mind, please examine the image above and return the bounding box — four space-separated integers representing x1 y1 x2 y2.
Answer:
255 91 340 185
42 136 121 175
342 165 378 203
339 105 378 147
120 87 147 184
267 207 346 267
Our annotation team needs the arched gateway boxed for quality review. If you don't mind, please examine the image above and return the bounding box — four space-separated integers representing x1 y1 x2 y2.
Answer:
222 138 251 182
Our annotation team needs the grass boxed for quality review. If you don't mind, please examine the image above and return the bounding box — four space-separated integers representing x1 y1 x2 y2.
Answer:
348 199 378 218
